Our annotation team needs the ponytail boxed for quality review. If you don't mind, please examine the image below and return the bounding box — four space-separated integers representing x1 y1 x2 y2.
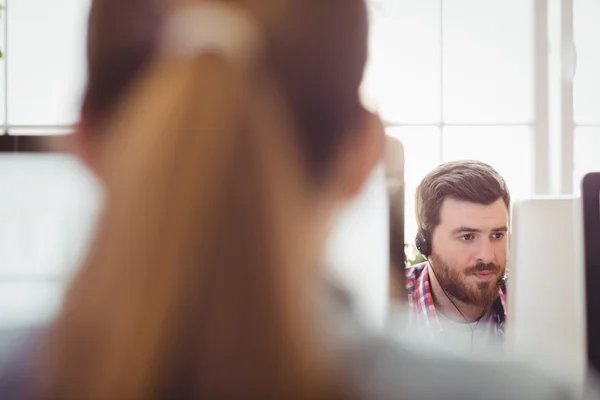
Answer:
37 8 341 400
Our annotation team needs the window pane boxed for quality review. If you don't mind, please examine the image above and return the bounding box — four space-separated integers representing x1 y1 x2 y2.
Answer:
386 127 441 241
443 0 534 123
574 0 600 124
363 0 440 124
573 127 600 194
8 0 90 127
442 126 534 199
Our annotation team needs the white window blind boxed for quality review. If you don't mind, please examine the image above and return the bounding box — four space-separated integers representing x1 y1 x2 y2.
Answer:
573 0 600 194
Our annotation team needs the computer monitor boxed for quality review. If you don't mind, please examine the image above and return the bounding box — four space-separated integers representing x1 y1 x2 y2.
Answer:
581 172 600 375
384 135 405 300
326 164 389 331
506 196 586 385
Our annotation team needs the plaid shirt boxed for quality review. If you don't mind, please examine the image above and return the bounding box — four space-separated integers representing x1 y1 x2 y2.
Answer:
405 262 507 340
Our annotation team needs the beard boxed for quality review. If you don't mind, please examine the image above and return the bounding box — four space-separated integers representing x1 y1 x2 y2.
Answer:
429 252 506 307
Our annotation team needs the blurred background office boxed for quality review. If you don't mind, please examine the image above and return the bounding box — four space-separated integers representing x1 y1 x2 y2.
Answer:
0 0 598 335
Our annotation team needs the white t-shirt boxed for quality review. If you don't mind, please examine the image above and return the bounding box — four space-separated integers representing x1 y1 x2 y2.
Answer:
435 310 502 353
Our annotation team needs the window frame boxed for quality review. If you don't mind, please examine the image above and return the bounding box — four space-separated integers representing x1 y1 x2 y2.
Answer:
0 0 584 205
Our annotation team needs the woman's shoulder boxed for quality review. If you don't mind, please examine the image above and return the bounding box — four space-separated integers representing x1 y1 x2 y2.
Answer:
0 325 46 400
337 329 599 400
323 284 594 400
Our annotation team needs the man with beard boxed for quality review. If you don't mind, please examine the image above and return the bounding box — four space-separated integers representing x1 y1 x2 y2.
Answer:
406 160 509 352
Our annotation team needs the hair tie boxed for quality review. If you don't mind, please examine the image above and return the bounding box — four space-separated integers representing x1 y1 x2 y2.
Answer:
159 2 263 66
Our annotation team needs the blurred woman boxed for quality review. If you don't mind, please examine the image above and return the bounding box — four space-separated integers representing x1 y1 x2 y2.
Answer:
35 0 379 398
0 0 597 399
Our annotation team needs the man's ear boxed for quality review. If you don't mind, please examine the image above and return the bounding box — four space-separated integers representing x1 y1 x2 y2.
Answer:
334 111 385 200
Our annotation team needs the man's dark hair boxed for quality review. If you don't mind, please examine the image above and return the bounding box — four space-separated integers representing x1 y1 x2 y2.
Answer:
415 160 510 233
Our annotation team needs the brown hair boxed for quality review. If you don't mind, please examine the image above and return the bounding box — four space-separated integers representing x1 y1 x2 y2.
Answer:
35 1 368 399
415 160 510 234
82 0 368 180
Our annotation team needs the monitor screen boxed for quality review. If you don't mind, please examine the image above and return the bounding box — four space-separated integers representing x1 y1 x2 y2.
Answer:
385 135 405 300
582 172 600 373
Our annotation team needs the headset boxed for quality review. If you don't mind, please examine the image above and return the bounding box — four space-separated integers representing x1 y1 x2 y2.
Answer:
415 229 431 258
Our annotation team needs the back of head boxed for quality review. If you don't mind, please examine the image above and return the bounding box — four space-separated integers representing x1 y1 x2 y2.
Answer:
416 160 510 233
35 1 369 399
82 0 368 179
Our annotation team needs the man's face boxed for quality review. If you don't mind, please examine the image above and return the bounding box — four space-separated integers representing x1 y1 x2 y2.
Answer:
429 198 508 307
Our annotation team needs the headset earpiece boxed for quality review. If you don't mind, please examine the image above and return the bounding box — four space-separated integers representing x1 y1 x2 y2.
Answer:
415 230 431 258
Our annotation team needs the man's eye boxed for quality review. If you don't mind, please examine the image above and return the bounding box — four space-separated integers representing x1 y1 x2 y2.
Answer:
460 234 474 241
492 232 505 239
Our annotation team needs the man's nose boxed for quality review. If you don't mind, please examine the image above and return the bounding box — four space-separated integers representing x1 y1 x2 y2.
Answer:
475 237 494 265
